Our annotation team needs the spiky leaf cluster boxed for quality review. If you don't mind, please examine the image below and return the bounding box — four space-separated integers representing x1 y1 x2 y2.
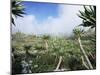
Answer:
12 0 25 25
78 6 96 28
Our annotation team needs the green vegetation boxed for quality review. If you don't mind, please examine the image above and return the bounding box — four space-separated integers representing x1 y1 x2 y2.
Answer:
78 6 96 28
12 31 96 74
12 0 25 25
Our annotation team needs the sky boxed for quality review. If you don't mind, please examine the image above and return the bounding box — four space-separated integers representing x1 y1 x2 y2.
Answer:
12 1 84 36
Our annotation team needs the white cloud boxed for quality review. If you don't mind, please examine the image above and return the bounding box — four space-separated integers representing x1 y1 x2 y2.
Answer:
12 5 84 36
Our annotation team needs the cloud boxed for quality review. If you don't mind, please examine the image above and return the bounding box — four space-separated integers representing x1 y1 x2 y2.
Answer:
12 5 84 36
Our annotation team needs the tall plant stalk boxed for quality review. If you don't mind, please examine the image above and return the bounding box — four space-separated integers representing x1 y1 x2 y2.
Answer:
45 40 48 50
42 35 50 50
55 56 63 71
73 28 93 69
78 37 93 69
